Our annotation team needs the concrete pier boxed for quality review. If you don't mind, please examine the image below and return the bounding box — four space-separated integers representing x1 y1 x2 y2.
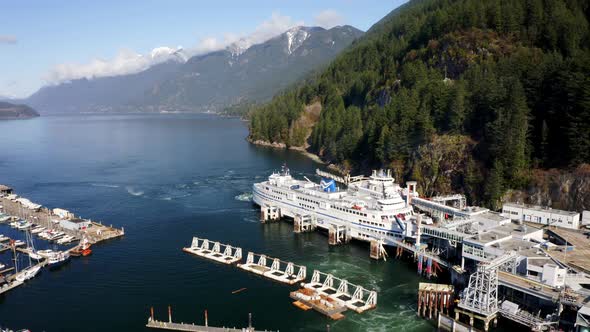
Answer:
183 237 242 265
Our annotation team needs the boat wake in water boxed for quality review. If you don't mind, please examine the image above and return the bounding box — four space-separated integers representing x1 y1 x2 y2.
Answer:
234 192 253 202
125 186 144 197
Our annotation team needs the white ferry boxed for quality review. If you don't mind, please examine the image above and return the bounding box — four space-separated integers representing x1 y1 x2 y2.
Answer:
252 167 426 245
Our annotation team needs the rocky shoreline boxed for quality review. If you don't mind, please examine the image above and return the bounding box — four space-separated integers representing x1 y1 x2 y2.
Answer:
248 138 325 164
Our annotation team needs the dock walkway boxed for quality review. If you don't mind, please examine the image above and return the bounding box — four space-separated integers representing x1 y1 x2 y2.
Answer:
146 318 275 332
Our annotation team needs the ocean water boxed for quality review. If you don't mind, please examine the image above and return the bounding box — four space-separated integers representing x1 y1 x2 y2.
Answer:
0 114 433 331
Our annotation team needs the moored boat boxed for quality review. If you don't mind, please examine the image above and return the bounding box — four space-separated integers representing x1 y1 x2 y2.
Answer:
15 265 41 282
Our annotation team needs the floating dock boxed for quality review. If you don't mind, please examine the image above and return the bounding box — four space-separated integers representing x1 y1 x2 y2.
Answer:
182 237 242 265
237 252 306 285
302 270 377 313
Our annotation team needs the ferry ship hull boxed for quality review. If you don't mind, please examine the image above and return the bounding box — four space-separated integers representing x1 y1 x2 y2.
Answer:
252 169 422 246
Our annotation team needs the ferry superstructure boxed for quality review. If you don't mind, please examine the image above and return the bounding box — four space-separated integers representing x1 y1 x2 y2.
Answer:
252 167 424 245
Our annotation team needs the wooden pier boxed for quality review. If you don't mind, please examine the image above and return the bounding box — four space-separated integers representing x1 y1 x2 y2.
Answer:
417 282 454 319
146 307 276 332
290 288 346 320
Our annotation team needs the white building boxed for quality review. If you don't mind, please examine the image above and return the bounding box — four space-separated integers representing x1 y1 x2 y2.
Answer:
59 218 90 231
541 263 566 288
502 202 580 230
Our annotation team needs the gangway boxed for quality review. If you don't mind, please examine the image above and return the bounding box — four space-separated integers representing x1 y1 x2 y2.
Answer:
421 225 469 245
182 237 242 265
497 303 558 331
302 270 377 313
431 194 467 210
411 197 487 221
237 252 306 285
315 169 365 185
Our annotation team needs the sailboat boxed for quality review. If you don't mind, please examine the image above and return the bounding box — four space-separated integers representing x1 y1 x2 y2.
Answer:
11 239 41 283
25 228 42 260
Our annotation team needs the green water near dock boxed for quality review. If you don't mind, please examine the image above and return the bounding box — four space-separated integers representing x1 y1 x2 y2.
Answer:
0 114 432 331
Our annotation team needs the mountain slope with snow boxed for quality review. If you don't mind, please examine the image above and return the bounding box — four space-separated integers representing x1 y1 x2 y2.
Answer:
26 25 363 114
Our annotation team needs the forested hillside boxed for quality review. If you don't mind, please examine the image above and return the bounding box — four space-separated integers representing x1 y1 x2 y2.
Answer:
248 0 590 209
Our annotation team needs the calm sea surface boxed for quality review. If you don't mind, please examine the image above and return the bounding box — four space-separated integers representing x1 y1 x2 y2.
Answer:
0 114 432 331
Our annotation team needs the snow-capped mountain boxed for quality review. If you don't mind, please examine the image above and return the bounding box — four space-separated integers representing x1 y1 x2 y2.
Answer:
26 25 363 114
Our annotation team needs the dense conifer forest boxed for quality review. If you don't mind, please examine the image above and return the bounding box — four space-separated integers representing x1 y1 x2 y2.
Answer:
248 0 590 208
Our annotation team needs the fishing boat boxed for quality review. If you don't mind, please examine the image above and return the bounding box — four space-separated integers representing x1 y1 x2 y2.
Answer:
71 237 92 257
15 265 41 282
47 251 70 268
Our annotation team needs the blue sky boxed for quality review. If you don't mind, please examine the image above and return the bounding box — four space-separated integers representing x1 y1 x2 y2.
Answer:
0 1 406 98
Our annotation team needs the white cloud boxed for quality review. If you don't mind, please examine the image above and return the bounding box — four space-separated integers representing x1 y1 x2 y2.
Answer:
0 35 17 44
44 12 303 84
314 9 344 29
43 47 184 84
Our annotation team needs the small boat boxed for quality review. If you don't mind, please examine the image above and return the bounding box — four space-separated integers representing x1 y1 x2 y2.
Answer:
13 240 25 247
82 248 92 256
28 250 43 260
37 249 55 255
0 263 5 269
15 265 41 282
47 232 65 241
57 235 75 245
0 216 10 222
31 226 45 234
16 221 32 230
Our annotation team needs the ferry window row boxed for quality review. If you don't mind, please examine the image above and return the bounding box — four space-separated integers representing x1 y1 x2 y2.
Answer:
360 228 396 237
358 219 385 228
298 203 315 210
330 205 367 217
298 197 319 205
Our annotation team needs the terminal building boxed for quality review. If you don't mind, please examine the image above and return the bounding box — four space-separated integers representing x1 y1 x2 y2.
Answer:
502 202 581 230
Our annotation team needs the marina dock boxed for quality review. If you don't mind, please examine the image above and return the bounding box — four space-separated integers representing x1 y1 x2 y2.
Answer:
0 184 125 296
237 252 306 285
183 237 242 265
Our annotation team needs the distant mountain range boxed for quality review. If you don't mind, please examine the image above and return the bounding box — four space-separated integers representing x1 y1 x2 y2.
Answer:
0 101 39 119
25 25 363 114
